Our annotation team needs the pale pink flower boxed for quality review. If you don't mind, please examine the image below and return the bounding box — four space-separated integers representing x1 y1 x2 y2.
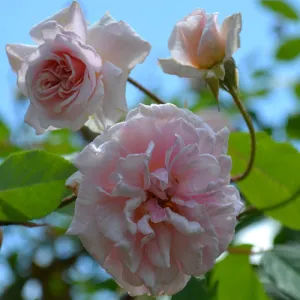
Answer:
6 1 151 134
198 109 233 132
159 9 241 81
67 104 243 296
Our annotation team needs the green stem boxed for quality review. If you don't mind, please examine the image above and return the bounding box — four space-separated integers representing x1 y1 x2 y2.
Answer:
228 86 256 182
238 187 300 220
59 194 77 209
127 77 165 105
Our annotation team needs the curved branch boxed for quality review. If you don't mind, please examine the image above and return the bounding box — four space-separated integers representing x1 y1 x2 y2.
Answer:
238 187 300 220
127 77 165 105
228 86 256 182
59 194 77 209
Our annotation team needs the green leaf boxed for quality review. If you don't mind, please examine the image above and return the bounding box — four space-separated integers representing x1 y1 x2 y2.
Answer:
259 269 296 300
0 150 76 221
274 226 300 245
0 121 21 157
172 277 212 300
261 245 300 299
42 129 80 155
286 114 300 139
211 245 269 300
276 38 300 60
229 132 300 229
294 82 300 98
0 121 9 139
261 0 298 20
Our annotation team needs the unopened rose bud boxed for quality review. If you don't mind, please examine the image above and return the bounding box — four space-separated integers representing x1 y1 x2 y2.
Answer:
159 9 242 103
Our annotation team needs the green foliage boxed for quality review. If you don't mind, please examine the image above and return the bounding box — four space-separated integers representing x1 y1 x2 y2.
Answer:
261 0 298 20
211 245 269 300
0 121 21 157
0 150 76 221
286 114 300 138
294 81 300 99
274 226 300 244
172 277 213 300
42 129 81 155
260 245 300 299
276 38 300 60
229 132 300 229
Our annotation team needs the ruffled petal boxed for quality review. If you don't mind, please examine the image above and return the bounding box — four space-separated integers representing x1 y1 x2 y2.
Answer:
168 11 207 66
221 13 242 59
30 1 88 43
95 61 128 127
6 44 37 72
197 14 226 69
88 18 151 71
159 58 205 78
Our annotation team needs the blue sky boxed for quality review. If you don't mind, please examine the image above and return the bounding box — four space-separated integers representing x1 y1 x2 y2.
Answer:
1 0 293 128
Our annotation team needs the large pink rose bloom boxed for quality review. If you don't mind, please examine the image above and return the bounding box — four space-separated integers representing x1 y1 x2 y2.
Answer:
6 2 151 134
159 9 241 80
67 104 243 296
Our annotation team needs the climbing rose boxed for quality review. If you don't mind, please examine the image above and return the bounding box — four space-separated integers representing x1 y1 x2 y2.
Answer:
6 1 151 134
159 9 241 81
67 104 243 296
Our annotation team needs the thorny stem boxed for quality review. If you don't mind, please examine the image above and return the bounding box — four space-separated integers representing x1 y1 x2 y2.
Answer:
227 85 256 182
59 194 77 209
0 221 46 227
128 77 165 105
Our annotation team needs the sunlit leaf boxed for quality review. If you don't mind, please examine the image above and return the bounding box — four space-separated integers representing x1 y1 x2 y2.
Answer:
0 150 76 221
261 0 298 20
229 132 300 229
276 38 300 60
211 245 269 300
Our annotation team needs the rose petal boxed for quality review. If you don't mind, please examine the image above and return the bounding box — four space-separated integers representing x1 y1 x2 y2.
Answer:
87 19 151 70
24 104 53 135
6 44 37 73
158 58 205 78
168 12 207 66
221 13 242 59
197 14 225 69
30 1 88 43
95 61 128 127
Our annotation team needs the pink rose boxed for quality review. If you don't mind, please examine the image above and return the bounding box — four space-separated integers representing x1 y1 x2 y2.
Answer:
159 9 241 80
67 104 243 296
6 2 151 134
198 109 234 132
